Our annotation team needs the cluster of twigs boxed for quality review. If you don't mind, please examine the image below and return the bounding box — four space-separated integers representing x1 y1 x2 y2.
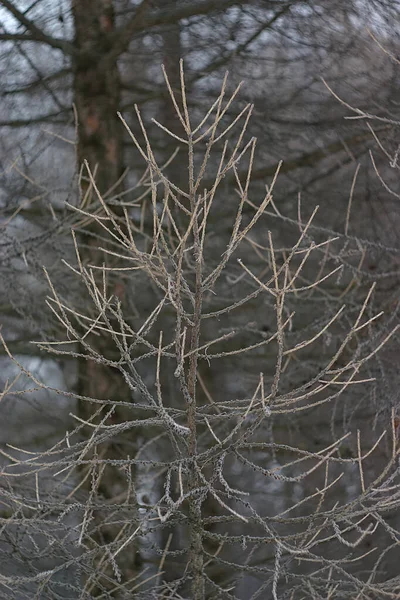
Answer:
1 63 400 599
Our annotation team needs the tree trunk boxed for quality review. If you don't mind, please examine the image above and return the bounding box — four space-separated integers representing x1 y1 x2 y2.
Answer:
71 1 140 595
72 0 122 194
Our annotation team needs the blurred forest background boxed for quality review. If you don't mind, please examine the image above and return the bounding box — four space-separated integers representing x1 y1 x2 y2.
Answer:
1 1 400 599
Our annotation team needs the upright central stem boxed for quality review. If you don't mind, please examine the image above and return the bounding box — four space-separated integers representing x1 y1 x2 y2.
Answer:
186 134 205 599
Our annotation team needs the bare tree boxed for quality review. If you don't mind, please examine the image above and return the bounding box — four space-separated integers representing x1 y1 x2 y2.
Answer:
2 2 400 597
1 65 400 599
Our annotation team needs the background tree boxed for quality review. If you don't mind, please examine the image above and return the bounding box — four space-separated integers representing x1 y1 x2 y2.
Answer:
1 0 400 597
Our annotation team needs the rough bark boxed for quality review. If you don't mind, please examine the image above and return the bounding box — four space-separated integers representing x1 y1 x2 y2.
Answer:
71 1 140 594
72 0 122 194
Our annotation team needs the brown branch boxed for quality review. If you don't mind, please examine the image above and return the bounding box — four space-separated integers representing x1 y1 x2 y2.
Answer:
105 0 251 64
0 0 76 54
202 128 389 190
251 129 387 180
1 68 70 96
195 2 294 79
0 109 70 127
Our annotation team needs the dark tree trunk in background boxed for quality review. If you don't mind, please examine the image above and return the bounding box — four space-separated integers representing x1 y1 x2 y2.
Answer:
71 1 140 593
72 0 122 194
